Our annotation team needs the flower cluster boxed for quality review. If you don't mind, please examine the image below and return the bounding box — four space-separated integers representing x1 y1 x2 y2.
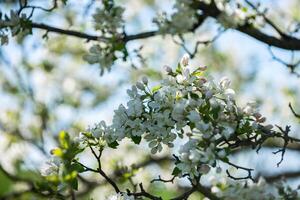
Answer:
154 0 265 34
153 0 198 35
83 44 117 75
217 179 276 199
211 0 264 29
210 177 299 200
0 10 31 45
40 157 61 177
83 0 126 75
85 54 273 179
92 1 124 35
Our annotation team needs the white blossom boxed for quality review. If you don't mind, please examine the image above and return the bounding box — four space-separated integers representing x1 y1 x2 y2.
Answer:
224 88 235 99
40 158 61 176
108 193 135 200
243 102 257 115
219 76 231 90
84 54 273 179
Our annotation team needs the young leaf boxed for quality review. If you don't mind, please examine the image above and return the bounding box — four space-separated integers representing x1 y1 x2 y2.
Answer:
70 163 85 173
171 167 181 176
131 135 142 144
151 85 162 93
50 148 63 157
176 62 182 74
69 178 78 190
108 141 119 149
59 131 70 149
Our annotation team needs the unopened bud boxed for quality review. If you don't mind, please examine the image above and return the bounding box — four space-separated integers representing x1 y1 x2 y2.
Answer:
199 77 207 84
217 150 226 158
216 167 222 173
205 90 213 99
257 117 266 123
142 77 148 85
180 53 190 67
136 82 145 90
164 65 172 73
264 124 273 130
199 164 210 174
186 132 193 137
199 66 207 71
254 112 262 119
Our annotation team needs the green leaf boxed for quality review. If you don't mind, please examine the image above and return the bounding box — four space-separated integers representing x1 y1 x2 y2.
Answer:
191 70 203 77
151 85 162 93
171 167 181 176
41 60 54 72
69 178 78 190
190 93 199 100
65 145 84 161
239 121 252 134
131 135 142 144
0 170 13 195
108 141 119 149
70 163 85 173
140 94 148 100
59 131 70 149
176 62 182 74
81 131 93 139
61 0 68 5
50 148 63 157
242 7 247 12
64 171 78 190
123 172 133 179
114 42 125 51
221 157 229 163
211 106 221 119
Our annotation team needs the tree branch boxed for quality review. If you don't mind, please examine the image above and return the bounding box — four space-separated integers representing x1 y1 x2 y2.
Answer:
191 0 300 51
23 0 300 54
196 184 220 200
87 145 120 193
289 103 300 119
31 22 104 42
223 160 254 181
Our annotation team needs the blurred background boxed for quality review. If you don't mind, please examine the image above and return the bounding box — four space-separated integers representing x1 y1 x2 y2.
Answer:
0 0 300 199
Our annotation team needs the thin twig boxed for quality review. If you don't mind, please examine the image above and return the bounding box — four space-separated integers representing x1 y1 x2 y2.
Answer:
289 103 300 118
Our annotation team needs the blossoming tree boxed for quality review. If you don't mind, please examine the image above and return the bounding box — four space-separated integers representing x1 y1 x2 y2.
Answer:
0 0 300 199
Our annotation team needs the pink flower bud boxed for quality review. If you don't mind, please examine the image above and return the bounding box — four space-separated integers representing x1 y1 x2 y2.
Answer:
257 117 266 123
164 65 172 73
264 124 273 130
199 66 207 71
180 53 190 67
199 164 210 174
